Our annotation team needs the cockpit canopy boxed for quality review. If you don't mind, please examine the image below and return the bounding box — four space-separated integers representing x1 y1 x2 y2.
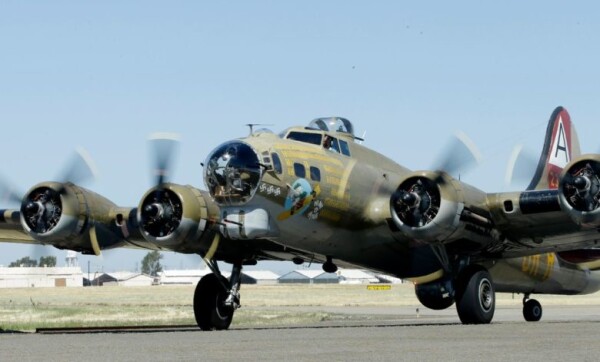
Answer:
308 117 355 137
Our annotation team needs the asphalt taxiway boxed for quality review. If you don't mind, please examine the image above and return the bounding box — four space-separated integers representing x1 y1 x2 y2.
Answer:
2 305 600 361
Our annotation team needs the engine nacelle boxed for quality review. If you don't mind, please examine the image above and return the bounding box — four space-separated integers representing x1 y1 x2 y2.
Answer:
558 154 600 227
20 182 117 253
138 183 219 248
390 171 490 244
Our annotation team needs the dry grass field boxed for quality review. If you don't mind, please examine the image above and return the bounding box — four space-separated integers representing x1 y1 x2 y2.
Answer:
2 283 600 331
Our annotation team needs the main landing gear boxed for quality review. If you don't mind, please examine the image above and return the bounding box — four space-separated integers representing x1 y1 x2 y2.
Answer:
455 267 495 324
193 261 242 331
522 294 542 322
415 264 496 324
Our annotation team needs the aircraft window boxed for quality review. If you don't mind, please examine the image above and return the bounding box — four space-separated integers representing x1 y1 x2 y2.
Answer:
323 136 340 153
309 117 355 136
310 166 321 181
330 138 341 153
339 140 351 156
286 131 322 146
272 153 283 174
294 163 306 178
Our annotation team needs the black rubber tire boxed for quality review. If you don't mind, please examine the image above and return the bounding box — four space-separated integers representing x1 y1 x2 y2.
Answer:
523 299 542 322
193 273 234 331
456 269 495 324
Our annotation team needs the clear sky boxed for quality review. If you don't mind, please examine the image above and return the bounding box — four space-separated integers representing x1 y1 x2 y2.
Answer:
1 1 599 273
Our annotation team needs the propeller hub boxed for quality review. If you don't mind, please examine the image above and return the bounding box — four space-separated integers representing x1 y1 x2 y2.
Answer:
392 177 441 228
25 201 40 214
400 192 419 208
573 176 590 191
21 187 62 234
143 203 162 219
561 161 600 213
139 188 183 238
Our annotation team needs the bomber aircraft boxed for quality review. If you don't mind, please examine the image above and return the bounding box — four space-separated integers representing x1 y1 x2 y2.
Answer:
2 106 600 329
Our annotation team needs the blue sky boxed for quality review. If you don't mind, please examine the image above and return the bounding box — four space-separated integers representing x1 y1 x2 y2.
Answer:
1 1 599 273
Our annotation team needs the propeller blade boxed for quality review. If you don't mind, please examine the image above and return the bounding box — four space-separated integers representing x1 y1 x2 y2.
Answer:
432 131 482 176
149 133 180 186
0 176 22 204
504 145 538 188
57 147 99 185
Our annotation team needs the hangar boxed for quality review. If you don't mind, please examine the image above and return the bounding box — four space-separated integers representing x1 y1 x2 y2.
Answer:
0 267 83 288
159 269 224 285
91 272 155 286
279 270 339 284
337 269 379 284
159 269 278 285
240 270 280 285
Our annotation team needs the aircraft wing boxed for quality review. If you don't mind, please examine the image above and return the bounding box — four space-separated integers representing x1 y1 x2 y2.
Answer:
0 185 323 267
390 107 600 260
0 210 36 244
483 189 599 258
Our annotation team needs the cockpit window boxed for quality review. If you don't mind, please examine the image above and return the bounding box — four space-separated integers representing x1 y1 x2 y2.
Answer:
339 140 351 156
286 131 322 146
323 136 341 153
330 137 341 153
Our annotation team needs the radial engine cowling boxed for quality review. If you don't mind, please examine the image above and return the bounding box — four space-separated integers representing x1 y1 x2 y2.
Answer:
390 171 489 244
559 155 600 227
138 184 218 248
20 182 116 252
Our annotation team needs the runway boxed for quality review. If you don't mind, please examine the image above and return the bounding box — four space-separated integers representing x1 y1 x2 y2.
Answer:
2 305 600 361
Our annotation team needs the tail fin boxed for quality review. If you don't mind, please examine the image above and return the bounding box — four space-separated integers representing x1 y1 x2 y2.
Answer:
527 106 581 190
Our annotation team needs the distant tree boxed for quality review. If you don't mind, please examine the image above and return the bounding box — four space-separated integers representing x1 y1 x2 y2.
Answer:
39 256 57 267
141 251 163 276
8 256 38 267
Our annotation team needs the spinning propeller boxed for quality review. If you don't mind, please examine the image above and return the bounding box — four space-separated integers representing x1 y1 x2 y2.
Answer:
392 132 482 228
20 148 98 234
21 148 97 234
139 133 183 238
432 131 483 178
504 145 538 188
0 148 98 261
561 161 600 212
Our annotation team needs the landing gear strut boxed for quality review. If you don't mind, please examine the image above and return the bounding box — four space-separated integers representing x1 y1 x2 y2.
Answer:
522 294 542 322
193 260 242 331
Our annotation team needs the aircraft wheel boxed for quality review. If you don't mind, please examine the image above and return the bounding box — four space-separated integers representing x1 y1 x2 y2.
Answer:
456 269 495 324
523 299 542 322
193 273 234 331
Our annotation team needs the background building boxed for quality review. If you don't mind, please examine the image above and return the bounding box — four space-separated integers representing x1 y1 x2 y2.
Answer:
0 267 83 288
279 270 339 284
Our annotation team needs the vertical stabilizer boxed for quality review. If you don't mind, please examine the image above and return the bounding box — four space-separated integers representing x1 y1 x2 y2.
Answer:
527 107 581 190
